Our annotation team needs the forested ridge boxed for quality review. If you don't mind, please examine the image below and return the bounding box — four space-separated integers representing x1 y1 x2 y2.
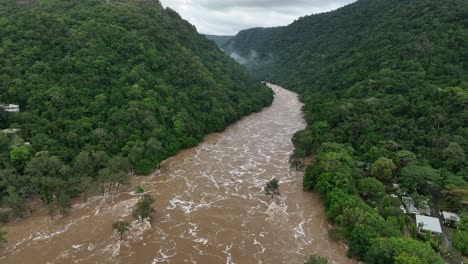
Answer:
204 35 233 48
224 0 468 262
0 0 272 224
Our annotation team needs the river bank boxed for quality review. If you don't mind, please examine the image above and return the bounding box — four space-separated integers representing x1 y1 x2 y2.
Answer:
1 84 354 264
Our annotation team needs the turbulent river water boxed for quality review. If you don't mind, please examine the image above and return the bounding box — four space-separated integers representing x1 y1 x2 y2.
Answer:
1 84 354 264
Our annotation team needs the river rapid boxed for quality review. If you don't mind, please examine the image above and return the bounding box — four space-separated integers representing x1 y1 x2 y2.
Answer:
1 84 354 264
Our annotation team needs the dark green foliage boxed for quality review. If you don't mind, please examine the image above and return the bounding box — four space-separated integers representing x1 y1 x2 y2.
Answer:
135 186 144 194
135 159 154 176
112 220 131 241
132 194 155 222
0 212 9 224
2 186 27 219
393 150 417 168
0 229 6 247
400 165 441 194
358 178 385 203
371 158 396 183
365 237 444 264
225 0 467 179
304 254 328 264
57 193 72 215
0 0 272 218
452 216 468 256
265 178 280 200
226 0 467 261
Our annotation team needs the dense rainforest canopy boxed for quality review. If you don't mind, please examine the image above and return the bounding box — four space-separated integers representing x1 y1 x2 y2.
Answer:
0 0 272 220
224 0 467 262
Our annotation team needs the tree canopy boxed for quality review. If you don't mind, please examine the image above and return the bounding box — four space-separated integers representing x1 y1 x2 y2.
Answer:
223 0 467 261
0 0 273 222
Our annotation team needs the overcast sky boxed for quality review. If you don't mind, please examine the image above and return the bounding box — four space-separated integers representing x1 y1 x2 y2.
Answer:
159 0 356 35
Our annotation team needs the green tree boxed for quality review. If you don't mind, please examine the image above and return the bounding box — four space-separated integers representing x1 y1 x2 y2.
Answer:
441 186 468 211
25 156 66 178
265 178 280 201
304 254 328 264
132 194 155 222
394 252 423 264
358 178 385 203
97 168 111 196
47 202 58 220
393 150 417 168
0 132 10 152
0 212 9 224
75 177 93 203
452 216 468 256
31 177 62 205
316 172 356 196
371 157 396 183
135 186 144 194
442 142 465 170
0 229 6 248
365 237 444 264
9 146 30 172
400 165 441 194
2 186 27 219
57 193 72 215
112 171 130 192
112 221 131 241
73 151 94 178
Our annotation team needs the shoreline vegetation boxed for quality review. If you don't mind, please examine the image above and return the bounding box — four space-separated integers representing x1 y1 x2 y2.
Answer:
223 0 467 263
0 0 273 238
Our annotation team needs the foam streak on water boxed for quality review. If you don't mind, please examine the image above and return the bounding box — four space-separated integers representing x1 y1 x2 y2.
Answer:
2 84 355 264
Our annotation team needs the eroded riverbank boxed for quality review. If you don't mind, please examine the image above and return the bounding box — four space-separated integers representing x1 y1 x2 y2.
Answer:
1 84 354 264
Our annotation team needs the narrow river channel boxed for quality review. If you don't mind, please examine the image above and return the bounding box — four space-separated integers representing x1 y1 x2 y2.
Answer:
2 84 354 264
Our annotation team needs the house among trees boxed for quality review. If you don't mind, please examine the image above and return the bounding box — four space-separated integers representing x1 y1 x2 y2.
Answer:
0 104 20 112
440 211 461 227
416 215 443 235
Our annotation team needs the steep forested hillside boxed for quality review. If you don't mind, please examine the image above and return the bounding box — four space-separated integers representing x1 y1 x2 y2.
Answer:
0 0 272 219
225 0 467 262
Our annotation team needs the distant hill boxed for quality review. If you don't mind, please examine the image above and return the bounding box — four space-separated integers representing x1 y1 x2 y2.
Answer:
204 34 233 48
225 0 468 262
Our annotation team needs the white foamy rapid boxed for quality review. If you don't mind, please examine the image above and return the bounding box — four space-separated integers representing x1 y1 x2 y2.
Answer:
2 84 354 264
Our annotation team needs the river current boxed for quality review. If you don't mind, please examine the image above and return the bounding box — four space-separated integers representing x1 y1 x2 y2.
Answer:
1 84 354 264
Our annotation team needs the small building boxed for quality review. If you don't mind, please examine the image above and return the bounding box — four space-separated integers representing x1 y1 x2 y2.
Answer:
1 104 20 112
441 211 461 227
416 215 442 235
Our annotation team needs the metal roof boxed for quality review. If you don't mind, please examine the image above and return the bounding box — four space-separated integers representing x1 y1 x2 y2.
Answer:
441 211 461 222
416 215 442 233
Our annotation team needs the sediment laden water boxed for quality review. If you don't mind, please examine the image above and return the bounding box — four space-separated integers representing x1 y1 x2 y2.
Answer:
1 84 355 264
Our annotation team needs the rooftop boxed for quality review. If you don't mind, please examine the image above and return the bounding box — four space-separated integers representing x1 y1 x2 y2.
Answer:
441 211 461 222
416 215 442 234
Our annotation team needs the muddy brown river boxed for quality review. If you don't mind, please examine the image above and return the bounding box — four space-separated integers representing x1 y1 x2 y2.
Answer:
1 84 354 264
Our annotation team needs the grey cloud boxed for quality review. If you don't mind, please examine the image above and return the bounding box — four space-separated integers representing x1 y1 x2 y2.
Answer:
160 0 356 35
